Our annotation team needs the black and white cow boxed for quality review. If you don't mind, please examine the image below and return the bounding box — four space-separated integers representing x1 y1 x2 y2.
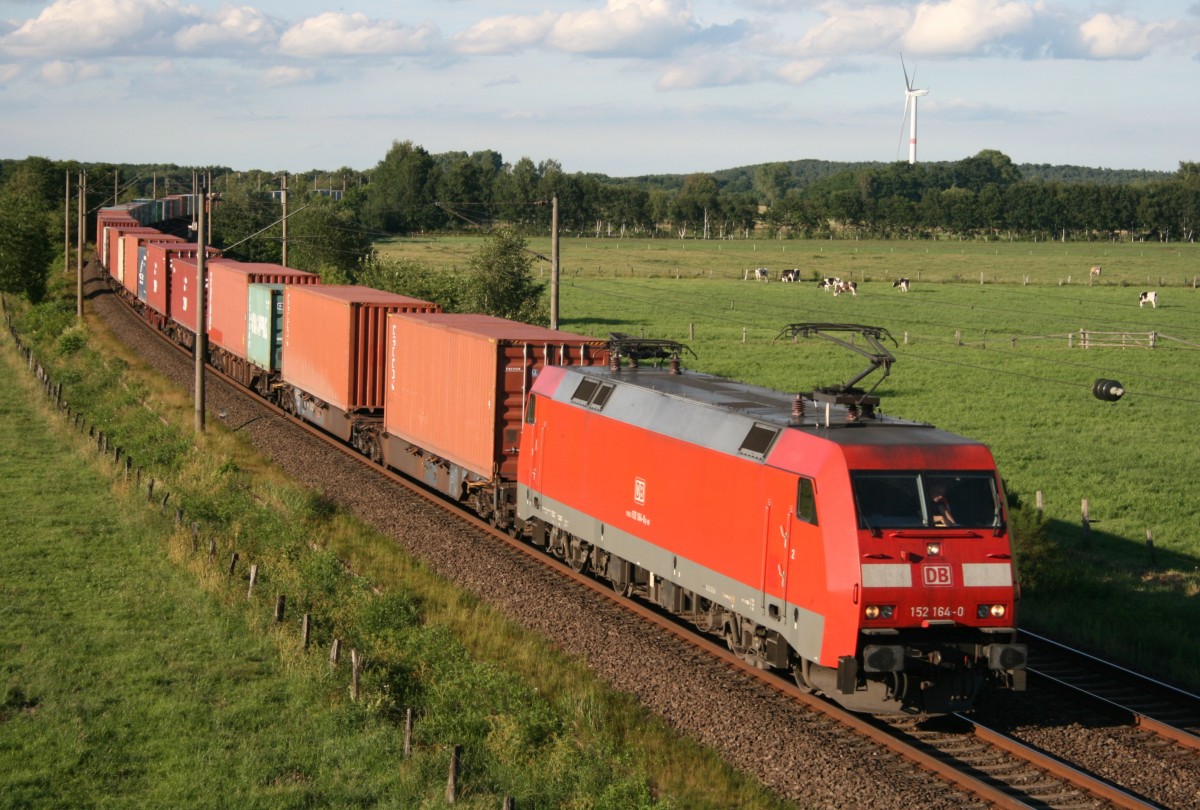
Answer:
832 280 857 297
1139 290 1158 309
753 267 770 282
780 268 800 283
818 277 839 291
893 277 910 292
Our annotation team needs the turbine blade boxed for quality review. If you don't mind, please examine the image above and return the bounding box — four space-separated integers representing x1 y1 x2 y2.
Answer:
900 52 912 90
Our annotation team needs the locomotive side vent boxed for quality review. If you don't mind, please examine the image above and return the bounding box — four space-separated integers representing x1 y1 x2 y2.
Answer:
738 424 780 459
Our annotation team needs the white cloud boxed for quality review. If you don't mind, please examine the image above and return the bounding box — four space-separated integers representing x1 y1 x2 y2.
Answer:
1078 13 1180 59
775 58 831 86
0 63 21 85
796 3 911 56
263 65 318 86
2 0 194 59
549 0 700 57
455 0 701 58
175 5 282 54
40 59 106 85
657 56 764 90
453 12 557 55
277 12 437 58
901 0 1035 56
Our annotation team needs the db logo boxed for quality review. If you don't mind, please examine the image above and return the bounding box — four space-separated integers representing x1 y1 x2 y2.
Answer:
922 564 953 587
633 477 646 505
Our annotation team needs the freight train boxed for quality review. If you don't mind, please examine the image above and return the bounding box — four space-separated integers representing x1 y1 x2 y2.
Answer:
95 203 1027 715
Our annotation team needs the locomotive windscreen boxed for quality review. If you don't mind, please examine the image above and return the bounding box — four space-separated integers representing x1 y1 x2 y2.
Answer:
851 471 1001 530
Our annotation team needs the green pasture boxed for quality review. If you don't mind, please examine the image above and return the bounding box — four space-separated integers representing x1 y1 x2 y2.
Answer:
382 236 1200 687
378 233 1200 288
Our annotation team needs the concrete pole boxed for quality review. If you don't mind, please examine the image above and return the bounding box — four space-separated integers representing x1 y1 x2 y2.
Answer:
550 191 559 330
281 173 288 268
64 171 70 274
195 186 207 433
76 171 85 319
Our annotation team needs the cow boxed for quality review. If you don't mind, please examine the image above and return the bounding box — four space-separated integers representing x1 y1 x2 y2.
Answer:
753 267 770 283
893 277 910 292
832 280 857 297
818 277 839 291
1090 265 1102 278
1139 290 1157 309
780 268 800 283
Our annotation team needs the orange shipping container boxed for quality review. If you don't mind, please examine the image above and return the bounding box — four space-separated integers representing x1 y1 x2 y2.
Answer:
206 259 319 360
282 285 440 413
384 313 608 480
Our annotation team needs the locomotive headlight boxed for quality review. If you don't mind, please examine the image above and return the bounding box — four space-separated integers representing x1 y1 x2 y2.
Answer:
990 604 1006 618
926 542 942 557
978 604 1007 619
865 605 894 620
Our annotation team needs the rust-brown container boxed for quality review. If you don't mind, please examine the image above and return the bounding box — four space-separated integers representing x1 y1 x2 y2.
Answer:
282 285 440 413
384 313 608 479
206 259 319 360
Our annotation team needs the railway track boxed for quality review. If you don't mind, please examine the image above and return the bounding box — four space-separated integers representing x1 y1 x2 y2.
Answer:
1023 629 1200 750
87 265 1198 808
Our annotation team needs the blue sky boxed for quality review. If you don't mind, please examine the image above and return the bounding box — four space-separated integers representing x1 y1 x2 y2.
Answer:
1 1 1197 176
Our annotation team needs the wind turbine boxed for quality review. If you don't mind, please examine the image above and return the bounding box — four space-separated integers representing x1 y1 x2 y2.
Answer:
899 53 928 164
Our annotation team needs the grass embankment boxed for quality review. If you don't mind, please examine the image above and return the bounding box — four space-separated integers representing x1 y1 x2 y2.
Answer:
0 279 787 809
381 236 1200 690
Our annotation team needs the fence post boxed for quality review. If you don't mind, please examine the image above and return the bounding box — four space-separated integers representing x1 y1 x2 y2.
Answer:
302 613 311 648
1081 499 1090 543
404 708 413 758
247 563 258 597
446 744 461 804
330 638 341 667
351 649 361 701
228 552 239 576
274 594 286 622
1146 529 1157 567
1035 490 1044 515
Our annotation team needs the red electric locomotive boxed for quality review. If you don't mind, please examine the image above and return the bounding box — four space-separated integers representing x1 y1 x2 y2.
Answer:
515 325 1026 714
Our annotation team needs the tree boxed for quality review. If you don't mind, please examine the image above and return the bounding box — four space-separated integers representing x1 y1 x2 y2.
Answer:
0 164 55 302
458 229 547 324
360 140 438 235
286 196 375 279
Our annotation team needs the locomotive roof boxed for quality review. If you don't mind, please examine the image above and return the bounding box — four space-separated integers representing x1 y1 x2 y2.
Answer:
561 365 979 449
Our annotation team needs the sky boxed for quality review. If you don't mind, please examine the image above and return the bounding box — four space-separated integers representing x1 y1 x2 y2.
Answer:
1 1 1198 177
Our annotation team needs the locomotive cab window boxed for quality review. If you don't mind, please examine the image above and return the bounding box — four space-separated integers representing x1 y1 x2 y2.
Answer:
851 471 1001 530
524 394 537 424
796 477 817 525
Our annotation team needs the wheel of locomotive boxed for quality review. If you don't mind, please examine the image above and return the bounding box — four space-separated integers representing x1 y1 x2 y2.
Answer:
693 597 718 632
546 527 566 559
792 658 816 693
566 538 590 573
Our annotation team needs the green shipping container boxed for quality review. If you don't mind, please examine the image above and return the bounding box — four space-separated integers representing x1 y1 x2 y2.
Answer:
247 283 286 372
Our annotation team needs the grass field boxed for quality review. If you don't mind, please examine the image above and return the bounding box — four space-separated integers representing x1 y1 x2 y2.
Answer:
380 235 1200 688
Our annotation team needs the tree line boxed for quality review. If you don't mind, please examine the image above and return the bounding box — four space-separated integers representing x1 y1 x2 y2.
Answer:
2 147 1197 306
